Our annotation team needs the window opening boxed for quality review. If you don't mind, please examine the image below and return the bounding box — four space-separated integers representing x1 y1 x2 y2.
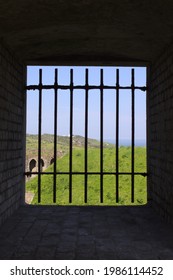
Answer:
25 66 147 205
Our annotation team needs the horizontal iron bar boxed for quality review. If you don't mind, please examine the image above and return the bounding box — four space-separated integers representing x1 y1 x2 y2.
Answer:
26 85 147 91
25 171 148 177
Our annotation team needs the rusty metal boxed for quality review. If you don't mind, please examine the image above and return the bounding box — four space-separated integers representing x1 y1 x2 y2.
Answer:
38 69 42 203
26 85 147 91
116 69 119 202
25 171 148 176
100 69 104 203
53 69 58 203
131 69 135 203
85 69 89 203
69 69 73 203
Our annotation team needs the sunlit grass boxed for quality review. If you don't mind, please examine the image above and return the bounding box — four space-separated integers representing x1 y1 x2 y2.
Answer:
26 146 147 205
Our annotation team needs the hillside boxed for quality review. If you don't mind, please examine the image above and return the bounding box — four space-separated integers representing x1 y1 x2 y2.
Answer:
26 136 147 206
26 134 108 159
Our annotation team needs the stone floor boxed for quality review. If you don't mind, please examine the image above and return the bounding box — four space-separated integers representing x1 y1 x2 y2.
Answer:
0 205 173 260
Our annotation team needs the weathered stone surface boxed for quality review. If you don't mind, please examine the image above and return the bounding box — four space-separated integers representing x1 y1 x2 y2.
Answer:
0 42 25 227
149 43 173 223
0 205 173 260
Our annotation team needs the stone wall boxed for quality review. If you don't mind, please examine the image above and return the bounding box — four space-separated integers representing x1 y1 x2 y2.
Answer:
0 42 26 226
25 156 51 182
148 43 173 223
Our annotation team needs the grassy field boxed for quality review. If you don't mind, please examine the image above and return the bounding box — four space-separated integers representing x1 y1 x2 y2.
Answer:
26 134 105 159
26 135 147 206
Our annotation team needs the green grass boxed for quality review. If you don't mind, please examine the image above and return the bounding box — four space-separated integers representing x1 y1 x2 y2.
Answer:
26 145 147 206
26 134 103 159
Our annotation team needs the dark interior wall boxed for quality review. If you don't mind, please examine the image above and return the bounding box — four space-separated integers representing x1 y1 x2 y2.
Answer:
0 42 26 226
148 43 173 223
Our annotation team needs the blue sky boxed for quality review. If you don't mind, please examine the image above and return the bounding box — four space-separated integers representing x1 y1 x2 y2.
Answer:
27 66 146 142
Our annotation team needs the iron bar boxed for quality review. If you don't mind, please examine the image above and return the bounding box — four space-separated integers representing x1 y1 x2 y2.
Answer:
26 67 148 205
69 69 73 203
100 69 104 203
25 171 148 176
84 69 89 203
131 69 135 203
26 85 147 91
38 69 42 203
116 69 119 202
53 69 58 203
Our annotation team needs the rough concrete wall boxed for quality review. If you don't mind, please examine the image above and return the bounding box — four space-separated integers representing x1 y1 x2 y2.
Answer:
148 44 173 223
0 42 26 226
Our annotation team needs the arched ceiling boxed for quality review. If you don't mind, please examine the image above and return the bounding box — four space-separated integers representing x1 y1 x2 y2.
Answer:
0 0 173 65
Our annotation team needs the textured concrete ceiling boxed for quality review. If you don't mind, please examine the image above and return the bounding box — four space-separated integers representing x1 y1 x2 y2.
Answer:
0 0 173 65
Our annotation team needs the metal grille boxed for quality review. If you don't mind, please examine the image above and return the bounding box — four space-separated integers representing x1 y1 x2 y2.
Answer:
25 68 147 204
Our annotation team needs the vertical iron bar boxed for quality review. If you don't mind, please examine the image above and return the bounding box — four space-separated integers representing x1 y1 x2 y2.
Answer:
116 69 119 202
146 67 149 203
69 69 73 203
131 69 135 202
38 69 42 203
53 69 58 203
100 69 104 203
85 69 89 203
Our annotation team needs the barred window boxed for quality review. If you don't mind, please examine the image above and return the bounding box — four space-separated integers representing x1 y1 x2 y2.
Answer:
25 66 147 205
